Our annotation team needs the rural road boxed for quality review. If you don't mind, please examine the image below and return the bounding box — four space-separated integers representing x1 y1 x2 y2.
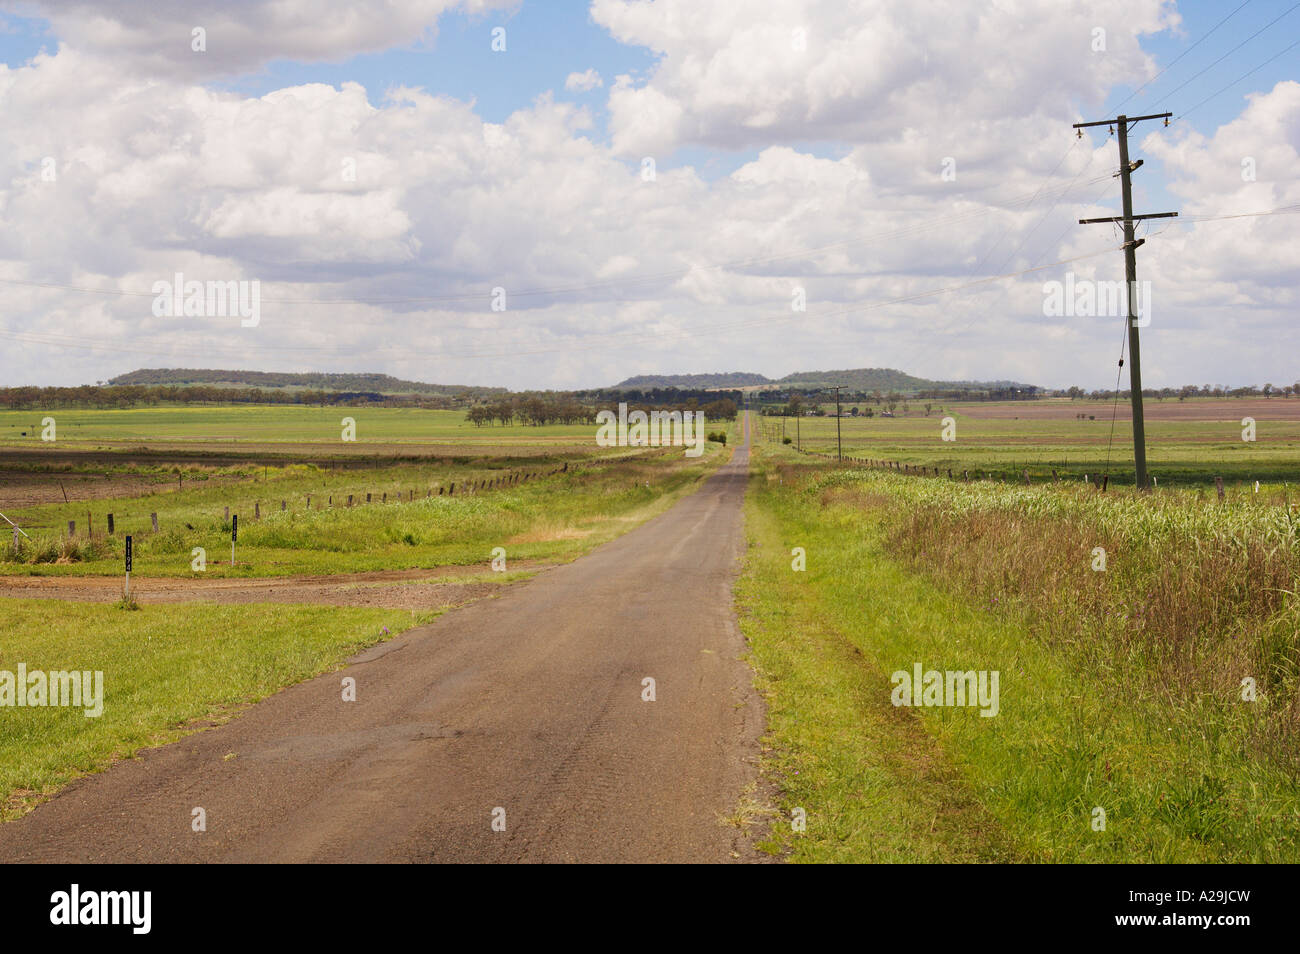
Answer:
0 418 765 863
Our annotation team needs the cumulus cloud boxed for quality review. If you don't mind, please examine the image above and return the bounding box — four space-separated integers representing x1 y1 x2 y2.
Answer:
593 0 1177 156
0 0 1295 392
9 0 519 78
564 68 603 92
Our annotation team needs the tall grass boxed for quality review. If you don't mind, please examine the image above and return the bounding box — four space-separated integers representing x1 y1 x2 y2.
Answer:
3 447 721 575
802 468 1300 766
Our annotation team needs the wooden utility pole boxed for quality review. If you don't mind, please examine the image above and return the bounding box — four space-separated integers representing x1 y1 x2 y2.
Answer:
830 386 844 461
1074 112 1177 490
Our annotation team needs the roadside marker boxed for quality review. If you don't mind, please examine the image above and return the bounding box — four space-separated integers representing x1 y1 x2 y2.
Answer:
124 535 132 599
231 514 238 566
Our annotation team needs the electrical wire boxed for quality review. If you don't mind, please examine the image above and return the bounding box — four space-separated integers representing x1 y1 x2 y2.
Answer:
1177 36 1300 120
1112 0 1255 112
0 244 1126 364
1159 2 1299 109
0 173 1116 309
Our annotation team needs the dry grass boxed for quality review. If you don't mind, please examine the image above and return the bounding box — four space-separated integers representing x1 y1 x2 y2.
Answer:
818 474 1300 767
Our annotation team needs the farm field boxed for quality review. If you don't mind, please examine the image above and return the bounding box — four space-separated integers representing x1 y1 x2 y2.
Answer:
739 438 1300 862
0 405 740 573
0 405 605 446
0 406 736 821
761 397 1300 487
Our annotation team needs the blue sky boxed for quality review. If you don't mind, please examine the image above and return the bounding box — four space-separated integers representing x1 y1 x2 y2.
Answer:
0 1 1296 390
6 1 1291 180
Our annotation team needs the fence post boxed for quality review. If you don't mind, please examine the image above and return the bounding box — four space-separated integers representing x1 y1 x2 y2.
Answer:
107 513 115 535
151 512 159 532
1215 476 1225 500
253 503 259 520
68 520 75 538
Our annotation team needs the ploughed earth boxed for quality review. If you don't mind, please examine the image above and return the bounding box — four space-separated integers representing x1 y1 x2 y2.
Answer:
0 563 552 609
956 397 1300 421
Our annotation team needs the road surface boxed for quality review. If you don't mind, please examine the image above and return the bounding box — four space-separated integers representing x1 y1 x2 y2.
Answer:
0 420 762 863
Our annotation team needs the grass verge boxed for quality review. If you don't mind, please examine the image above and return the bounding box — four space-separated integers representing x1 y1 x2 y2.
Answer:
1 600 435 821
738 448 1300 862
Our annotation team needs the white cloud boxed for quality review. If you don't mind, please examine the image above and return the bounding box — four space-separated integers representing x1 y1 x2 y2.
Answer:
594 0 1176 155
0 1 1295 392
11 0 519 78
564 68 603 92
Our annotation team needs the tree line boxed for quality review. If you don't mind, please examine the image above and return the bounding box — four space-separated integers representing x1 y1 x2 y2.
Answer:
0 384 468 409
466 397 738 427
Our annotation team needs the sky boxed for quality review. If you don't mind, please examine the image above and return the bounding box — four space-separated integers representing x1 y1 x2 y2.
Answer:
0 0 1296 391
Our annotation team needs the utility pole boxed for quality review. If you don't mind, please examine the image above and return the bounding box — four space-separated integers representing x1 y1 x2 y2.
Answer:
830 386 844 461
796 409 800 452
1074 112 1177 491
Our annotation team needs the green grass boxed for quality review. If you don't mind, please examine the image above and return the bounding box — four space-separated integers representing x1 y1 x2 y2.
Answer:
739 447 1300 862
0 405 605 445
0 600 435 820
2 445 726 576
759 398 1300 486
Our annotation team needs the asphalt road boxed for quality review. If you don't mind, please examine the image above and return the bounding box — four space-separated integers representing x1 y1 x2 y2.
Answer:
0 420 762 863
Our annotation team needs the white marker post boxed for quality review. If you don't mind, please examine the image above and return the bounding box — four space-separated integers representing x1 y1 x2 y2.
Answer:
124 534 132 599
231 514 237 567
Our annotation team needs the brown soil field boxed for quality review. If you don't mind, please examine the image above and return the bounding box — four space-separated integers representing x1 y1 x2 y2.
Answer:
0 440 597 463
956 398 1300 421
0 468 254 509
0 564 550 608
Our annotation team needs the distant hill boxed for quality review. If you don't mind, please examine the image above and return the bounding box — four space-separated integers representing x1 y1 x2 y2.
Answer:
612 372 772 390
612 367 1035 394
108 368 503 396
777 367 941 391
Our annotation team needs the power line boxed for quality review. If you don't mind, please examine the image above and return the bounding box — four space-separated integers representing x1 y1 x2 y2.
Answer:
891 144 1115 374
3 202 1295 367
0 174 1116 309
1112 0 1254 112
1159 2 1299 110
1177 35 1300 120
0 244 1127 364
